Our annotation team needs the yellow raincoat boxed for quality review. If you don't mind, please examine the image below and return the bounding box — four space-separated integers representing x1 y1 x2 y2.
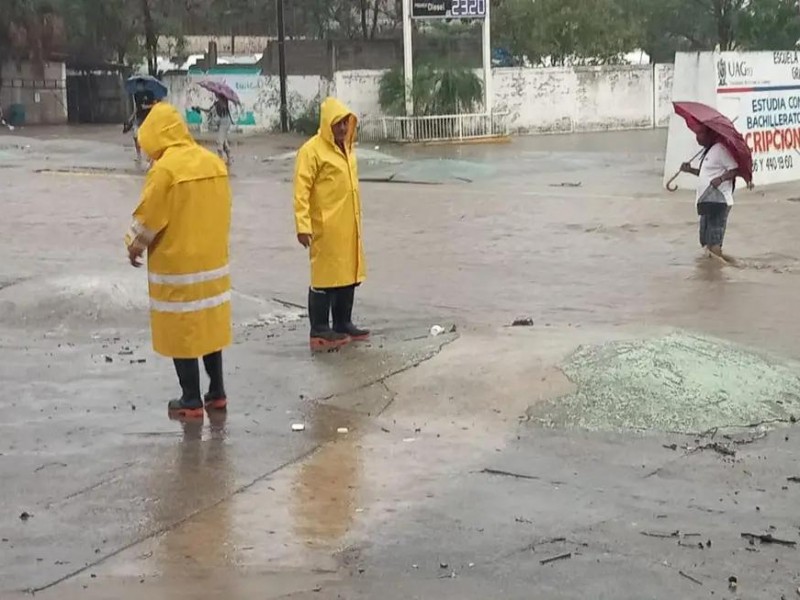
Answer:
125 102 232 359
294 97 366 289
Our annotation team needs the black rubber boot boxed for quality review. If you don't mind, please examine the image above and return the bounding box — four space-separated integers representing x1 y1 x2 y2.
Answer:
333 285 370 340
202 351 227 411
309 287 349 351
169 359 204 419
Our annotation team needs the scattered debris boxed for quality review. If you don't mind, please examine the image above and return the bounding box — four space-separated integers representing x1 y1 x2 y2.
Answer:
19 512 32 521
381 427 391 433
640 530 679 539
787 476 800 483
402 437 416 443
439 562 449 569
679 570 703 586
662 443 678 451
540 552 572 565
481 468 539 481
511 318 534 327
728 576 738 590
291 423 306 432
429 325 445 337
104 355 113 363
337 427 349 434
271 297 306 310
741 533 797 547
515 517 534 524
689 441 736 457
34 461 67 473
129 359 146 364
549 182 582 188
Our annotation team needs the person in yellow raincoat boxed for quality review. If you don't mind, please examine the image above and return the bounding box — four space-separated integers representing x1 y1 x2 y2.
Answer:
125 102 233 419
294 97 367 351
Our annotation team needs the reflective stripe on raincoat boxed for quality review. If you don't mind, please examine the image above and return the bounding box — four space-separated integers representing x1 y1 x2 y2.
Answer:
125 102 232 358
293 97 366 289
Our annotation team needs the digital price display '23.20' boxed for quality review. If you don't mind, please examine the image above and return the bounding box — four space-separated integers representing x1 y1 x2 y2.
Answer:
411 0 487 19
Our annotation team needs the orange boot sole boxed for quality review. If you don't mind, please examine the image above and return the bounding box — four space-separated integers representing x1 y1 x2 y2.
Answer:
205 397 228 411
168 405 205 420
310 336 350 352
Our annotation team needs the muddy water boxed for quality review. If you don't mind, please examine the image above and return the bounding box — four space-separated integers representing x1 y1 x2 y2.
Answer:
5 126 800 597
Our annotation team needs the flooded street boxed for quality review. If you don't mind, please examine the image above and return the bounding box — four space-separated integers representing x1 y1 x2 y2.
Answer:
2 127 800 599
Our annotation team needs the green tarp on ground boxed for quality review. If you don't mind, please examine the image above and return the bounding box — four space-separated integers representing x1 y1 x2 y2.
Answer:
533 332 800 433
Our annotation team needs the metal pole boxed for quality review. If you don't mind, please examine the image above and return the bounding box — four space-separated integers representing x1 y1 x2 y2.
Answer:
402 0 414 117
276 0 289 133
482 0 493 115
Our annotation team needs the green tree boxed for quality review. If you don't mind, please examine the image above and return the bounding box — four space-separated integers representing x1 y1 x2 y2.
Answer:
0 0 65 67
632 0 799 62
60 0 141 64
737 0 800 50
288 0 391 39
493 0 642 66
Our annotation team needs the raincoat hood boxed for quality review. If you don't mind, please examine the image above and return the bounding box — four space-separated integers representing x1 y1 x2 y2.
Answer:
319 97 357 150
138 102 194 160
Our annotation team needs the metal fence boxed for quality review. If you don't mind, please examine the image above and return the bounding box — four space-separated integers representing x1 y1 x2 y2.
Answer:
359 112 509 143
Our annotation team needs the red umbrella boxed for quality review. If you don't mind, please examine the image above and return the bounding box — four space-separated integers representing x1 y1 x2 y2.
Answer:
197 80 241 105
673 101 753 184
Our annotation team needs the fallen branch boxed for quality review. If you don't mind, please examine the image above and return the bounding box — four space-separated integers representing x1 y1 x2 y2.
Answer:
689 442 736 457
679 570 703 586
741 533 797 547
271 297 306 310
787 476 800 483
481 468 540 481
640 530 680 539
728 431 768 445
540 553 572 565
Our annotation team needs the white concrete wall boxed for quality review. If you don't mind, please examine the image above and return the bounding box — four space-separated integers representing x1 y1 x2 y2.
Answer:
159 35 270 55
162 71 327 133
332 70 385 118
494 65 662 134
0 61 67 125
161 64 675 135
655 63 675 127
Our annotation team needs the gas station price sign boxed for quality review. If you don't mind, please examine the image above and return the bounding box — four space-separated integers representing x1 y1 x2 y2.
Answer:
412 0 487 19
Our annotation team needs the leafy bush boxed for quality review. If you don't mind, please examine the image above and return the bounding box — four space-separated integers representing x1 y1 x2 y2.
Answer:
379 65 483 116
291 102 320 136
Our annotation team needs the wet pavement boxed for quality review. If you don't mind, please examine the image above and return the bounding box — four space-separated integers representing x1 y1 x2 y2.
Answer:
3 125 800 598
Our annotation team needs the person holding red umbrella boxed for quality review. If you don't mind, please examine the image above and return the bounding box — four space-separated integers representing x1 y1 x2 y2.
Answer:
193 93 234 165
192 82 240 167
673 101 753 260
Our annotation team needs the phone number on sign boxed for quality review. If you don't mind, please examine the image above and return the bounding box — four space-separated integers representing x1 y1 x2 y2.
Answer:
752 154 795 172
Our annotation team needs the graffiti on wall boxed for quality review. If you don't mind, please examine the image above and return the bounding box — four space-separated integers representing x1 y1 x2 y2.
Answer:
178 65 326 132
